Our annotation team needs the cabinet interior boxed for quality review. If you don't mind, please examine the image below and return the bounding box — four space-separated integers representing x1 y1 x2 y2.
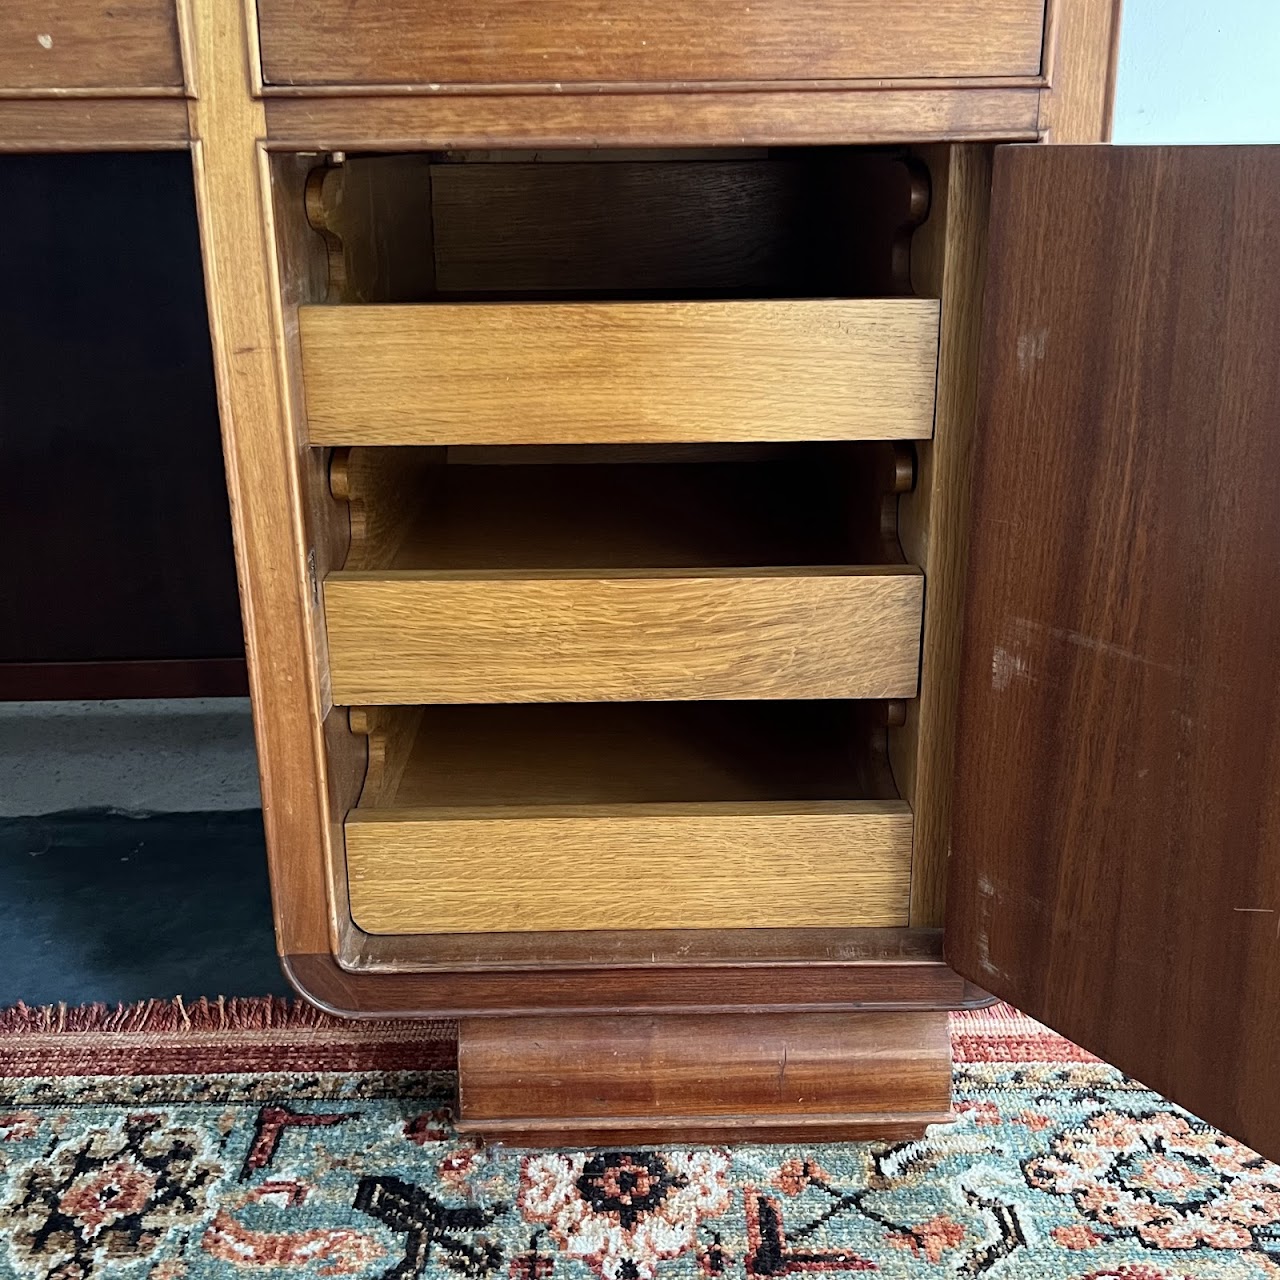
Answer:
355 700 902 812
266 141 971 962
332 441 911 573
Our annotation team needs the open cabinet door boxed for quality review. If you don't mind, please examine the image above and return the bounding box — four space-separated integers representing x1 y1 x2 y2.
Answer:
947 145 1280 1159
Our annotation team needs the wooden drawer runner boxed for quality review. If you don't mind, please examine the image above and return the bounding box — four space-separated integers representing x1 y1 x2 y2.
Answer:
345 702 912 935
324 566 923 705
1 0 183 92
299 301 940 445
258 0 1045 88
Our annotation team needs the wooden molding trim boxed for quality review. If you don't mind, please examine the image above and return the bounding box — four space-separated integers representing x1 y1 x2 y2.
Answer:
0 98 190 150
258 76 1048 97
0 659 248 701
282 950 987 1018
456 1010 953 1146
265 87 1041 150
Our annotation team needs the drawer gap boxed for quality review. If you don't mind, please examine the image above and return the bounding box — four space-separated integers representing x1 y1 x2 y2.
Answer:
353 700 902 811
333 441 911 574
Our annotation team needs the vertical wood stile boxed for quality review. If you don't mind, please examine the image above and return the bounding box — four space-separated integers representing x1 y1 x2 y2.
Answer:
183 0 337 956
895 145 993 926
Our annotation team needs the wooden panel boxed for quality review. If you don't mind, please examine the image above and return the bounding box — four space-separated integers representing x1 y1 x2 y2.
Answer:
287 948 974 1016
340 924 947 975
0 659 247 700
333 444 911 573
0 98 189 149
258 0 1045 86
324 567 923 704
428 154 926 298
457 1010 952 1145
1040 0 1121 141
185 0 336 959
347 800 912 933
948 146 1280 1160
894 145 994 926
0 0 183 92
0 153 242 669
300 301 940 445
265 88 1043 151
355 701 900 809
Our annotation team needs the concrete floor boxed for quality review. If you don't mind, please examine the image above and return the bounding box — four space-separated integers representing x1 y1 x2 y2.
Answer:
0 698 288 1005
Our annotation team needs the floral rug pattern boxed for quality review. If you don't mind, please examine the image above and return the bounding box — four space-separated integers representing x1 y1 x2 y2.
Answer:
0 1002 1277 1279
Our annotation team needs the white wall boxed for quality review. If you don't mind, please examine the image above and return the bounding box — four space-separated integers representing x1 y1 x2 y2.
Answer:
1113 0 1280 142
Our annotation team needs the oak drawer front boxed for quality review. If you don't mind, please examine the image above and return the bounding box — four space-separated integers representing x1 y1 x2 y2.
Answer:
1 0 183 92
324 568 924 705
258 0 1045 88
346 801 913 934
299 301 940 446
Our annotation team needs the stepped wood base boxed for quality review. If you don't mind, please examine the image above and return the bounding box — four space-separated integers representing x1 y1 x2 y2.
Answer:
456 1009 953 1147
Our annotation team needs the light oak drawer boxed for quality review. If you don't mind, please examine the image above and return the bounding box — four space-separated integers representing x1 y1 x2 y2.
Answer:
345 702 912 935
299 301 940 446
347 803 912 934
1 0 183 92
257 0 1045 88
324 566 923 705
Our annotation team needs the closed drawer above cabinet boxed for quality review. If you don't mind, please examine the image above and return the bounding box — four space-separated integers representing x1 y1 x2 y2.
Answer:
256 0 1047 88
0 0 183 92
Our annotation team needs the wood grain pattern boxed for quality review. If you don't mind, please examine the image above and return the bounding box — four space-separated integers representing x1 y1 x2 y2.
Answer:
287 949 975 1017
305 155 436 303
948 146 1280 1162
334 444 910 572
352 701 900 809
300 301 940 445
185 0 336 957
264 88 1042 153
258 0 1044 87
340 927 951 975
0 98 189 150
324 567 924 704
457 1011 951 1146
428 153 928 298
0 0 183 94
1040 0 1121 141
347 801 912 933
894 145 994 926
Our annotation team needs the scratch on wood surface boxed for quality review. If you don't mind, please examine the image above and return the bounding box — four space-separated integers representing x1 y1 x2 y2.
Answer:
1011 617 1179 674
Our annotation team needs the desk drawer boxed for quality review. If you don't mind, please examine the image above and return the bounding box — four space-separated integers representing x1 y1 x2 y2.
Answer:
325 566 923 705
0 0 182 92
258 0 1045 88
344 701 913 935
299 300 940 446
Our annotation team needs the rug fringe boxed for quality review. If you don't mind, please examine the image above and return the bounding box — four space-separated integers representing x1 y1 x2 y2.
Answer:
0 995 453 1038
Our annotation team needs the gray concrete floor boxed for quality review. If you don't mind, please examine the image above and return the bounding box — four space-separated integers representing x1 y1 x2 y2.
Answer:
0 698 261 815
0 698 288 1004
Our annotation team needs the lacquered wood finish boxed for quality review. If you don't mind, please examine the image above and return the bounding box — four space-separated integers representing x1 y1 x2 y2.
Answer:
457 1011 953 1146
0 0 183 93
286 949 974 1018
257 0 1045 87
264 88 1043 151
949 146 1280 1160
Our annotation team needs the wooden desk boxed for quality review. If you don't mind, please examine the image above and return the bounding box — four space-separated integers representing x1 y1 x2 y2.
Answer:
13 0 1280 1164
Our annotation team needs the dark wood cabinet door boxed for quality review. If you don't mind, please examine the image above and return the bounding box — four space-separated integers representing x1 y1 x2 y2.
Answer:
947 145 1280 1159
